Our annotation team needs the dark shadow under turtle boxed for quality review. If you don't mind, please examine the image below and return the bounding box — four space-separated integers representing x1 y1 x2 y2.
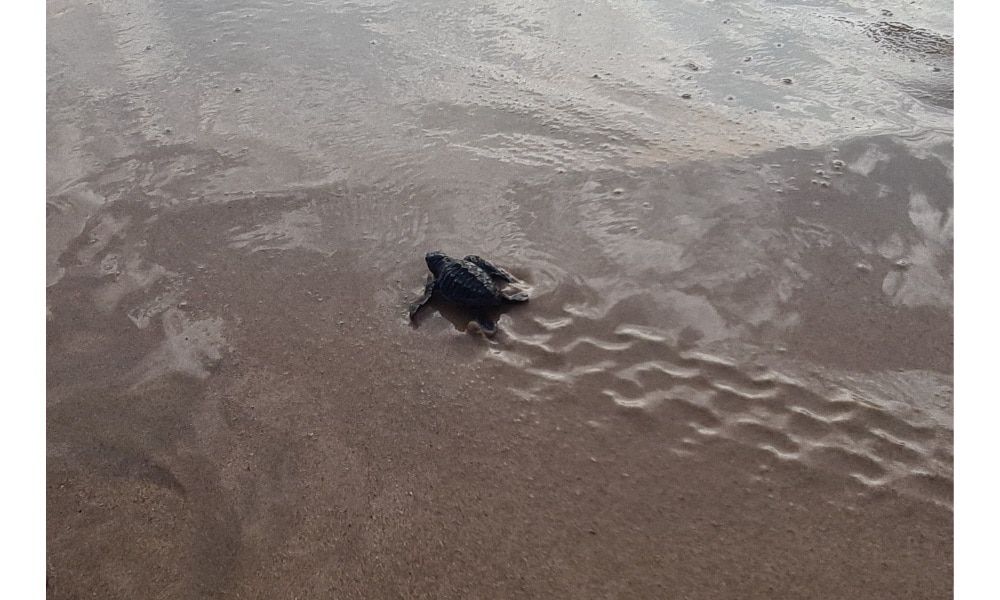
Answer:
409 251 529 336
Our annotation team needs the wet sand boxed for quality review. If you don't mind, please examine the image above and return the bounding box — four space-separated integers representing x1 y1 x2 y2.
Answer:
47 0 953 598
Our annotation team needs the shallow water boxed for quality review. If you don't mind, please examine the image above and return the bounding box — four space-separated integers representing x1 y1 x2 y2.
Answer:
48 0 952 597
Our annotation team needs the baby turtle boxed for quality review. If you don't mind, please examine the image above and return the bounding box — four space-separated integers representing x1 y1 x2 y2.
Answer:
409 251 529 336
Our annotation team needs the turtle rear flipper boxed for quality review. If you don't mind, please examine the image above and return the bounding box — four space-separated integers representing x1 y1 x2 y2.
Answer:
464 255 518 283
408 277 436 320
472 312 498 337
502 290 529 303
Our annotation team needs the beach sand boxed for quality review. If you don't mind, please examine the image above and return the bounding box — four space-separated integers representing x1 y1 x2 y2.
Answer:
47 0 953 597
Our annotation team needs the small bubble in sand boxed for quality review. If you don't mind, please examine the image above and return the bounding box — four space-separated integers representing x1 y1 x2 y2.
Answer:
832 159 846 171
856 261 873 273
233 87 242 93
781 77 793 84
681 93 692 99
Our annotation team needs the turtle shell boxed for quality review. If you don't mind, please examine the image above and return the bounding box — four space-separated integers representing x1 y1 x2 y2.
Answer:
434 258 504 308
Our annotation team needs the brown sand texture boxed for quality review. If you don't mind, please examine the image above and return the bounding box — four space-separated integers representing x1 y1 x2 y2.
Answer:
48 0 953 598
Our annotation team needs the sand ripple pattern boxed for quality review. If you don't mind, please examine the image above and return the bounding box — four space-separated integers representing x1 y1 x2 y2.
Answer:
491 292 952 507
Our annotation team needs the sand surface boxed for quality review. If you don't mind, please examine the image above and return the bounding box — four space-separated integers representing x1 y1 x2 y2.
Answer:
47 0 953 597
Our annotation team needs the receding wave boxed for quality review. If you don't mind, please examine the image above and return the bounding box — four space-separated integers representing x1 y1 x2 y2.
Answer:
491 283 952 507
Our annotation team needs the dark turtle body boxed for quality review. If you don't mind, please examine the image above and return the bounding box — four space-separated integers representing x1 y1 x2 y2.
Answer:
409 251 529 335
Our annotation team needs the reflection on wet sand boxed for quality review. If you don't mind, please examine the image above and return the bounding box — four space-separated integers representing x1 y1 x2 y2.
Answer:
48 0 951 597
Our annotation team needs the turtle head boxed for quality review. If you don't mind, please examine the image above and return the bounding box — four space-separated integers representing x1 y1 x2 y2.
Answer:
425 251 449 277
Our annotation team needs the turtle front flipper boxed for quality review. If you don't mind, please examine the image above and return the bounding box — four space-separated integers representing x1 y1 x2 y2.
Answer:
408 277 436 320
463 255 518 283
472 312 498 337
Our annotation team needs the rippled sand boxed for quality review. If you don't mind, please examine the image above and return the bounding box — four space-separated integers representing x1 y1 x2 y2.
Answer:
48 0 952 597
